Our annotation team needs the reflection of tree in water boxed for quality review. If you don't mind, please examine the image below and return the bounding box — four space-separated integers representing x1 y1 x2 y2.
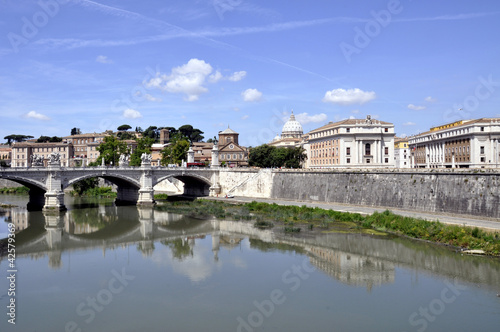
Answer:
69 207 119 230
161 238 193 261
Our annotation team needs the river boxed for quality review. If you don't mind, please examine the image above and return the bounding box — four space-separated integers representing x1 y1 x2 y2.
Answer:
0 194 499 332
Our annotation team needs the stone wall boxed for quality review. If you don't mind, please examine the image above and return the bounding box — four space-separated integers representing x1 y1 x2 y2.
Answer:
270 170 500 218
218 169 272 198
0 179 23 187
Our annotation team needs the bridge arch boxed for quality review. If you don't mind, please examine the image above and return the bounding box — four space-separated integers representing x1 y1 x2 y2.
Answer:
66 173 140 190
155 173 212 196
0 175 48 211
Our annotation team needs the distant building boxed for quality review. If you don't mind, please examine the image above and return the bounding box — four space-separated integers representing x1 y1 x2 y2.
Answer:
408 118 500 168
192 142 214 164
11 141 73 167
218 126 248 167
63 132 108 165
0 146 12 166
307 115 395 168
394 137 409 168
269 111 304 148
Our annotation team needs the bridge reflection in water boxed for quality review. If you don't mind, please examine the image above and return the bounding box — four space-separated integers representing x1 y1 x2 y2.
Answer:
6 205 500 292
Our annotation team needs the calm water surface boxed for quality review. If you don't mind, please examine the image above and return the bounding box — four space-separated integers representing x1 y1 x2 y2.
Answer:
0 194 499 332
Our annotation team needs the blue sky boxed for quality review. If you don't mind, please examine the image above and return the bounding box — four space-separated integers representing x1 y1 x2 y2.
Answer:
1 0 500 146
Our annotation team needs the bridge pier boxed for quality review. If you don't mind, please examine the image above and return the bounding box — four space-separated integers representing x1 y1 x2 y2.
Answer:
43 163 66 212
137 161 155 206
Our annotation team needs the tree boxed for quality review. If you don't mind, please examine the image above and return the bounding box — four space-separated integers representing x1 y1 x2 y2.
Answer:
4 134 34 144
36 136 62 143
117 131 135 140
95 136 129 166
135 126 143 133
72 177 99 196
206 136 218 144
161 140 190 165
143 126 159 141
178 124 204 143
117 124 132 131
249 145 307 168
71 128 81 135
130 137 155 166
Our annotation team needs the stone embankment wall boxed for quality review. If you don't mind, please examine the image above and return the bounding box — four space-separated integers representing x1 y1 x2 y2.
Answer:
218 169 272 198
270 169 500 219
0 179 22 187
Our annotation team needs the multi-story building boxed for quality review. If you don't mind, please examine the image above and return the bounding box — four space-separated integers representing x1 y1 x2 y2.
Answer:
218 126 248 167
0 145 12 166
394 137 410 168
408 118 500 168
11 141 74 167
63 133 108 165
307 115 395 168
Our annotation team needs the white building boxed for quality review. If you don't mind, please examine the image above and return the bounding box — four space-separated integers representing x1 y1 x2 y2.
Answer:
408 118 500 168
394 137 410 168
308 115 395 168
269 111 304 148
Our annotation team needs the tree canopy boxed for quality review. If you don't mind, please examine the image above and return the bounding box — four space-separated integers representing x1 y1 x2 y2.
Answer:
117 124 132 131
161 140 190 165
4 134 34 144
71 128 81 136
130 137 155 166
178 124 204 143
249 145 307 168
94 135 129 166
36 136 62 143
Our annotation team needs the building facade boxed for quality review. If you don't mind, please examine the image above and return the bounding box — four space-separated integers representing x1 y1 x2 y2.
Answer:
408 118 500 168
11 142 74 167
308 115 395 168
218 126 248 167
394 137 409 168
269 111 304 148
63 133 108 165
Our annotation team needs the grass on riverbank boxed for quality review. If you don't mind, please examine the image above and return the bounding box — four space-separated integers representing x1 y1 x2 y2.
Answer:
156 199 500 256
0 186 29 195
70 187 117 198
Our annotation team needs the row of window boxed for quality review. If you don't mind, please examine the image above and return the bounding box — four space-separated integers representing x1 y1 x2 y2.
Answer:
220 153 244 160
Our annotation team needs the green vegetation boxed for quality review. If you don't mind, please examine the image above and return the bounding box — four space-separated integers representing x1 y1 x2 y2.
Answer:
161 139 190 166
71 177 116 198
154 193 169 200
3 134 34 144
249 145 307 168
36 135 62 143
156 199 500 256
130 137 155 166
0 186 29 195
93 136 129 166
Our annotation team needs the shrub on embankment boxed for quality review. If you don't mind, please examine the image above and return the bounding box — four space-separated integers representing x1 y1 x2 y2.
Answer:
0 186 29 194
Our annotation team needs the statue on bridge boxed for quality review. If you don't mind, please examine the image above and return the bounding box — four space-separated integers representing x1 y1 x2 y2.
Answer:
49 151 61 165
30 154 44 167
119 154 130 167
141 153 152 164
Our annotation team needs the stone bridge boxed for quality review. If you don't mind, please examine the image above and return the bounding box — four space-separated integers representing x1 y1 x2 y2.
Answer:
0 159 222 211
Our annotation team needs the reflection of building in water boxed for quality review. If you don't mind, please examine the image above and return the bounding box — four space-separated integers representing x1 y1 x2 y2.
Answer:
219 235 243 249
306 246 395 292
4 208 29 231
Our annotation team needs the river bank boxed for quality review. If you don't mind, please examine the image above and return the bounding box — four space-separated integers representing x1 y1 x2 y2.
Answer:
158 197 500 256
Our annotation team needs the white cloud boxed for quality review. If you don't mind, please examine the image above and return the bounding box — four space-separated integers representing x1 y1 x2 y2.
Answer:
233 107 240 112
24 111 50 121
349 115 356 119
228 71 246 81
322 88 376 105
123 108 142 119
96 55 113 64
408 104 426 111
351 109 360 114
403 122 416 126
134 91 162 102
241 115 249 120
241 88 262 102
295 112 327 125
145 59 244 101
425 96 437 102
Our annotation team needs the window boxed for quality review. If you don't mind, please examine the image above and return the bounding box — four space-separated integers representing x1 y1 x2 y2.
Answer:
384 128 388 132
385 158 389 163
233 154 236 160
480 146 485 154
365 143 371 156
346 128 350 133
346 147 351 156
480 127 484 132
346 158 350 164
366 159 370 164
481 157 485 162
385 147 389 155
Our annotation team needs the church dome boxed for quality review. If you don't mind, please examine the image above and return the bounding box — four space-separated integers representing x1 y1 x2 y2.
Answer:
281 111 303 138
